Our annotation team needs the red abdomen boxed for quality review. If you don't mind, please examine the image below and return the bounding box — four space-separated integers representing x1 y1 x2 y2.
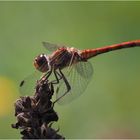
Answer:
80 40 140 60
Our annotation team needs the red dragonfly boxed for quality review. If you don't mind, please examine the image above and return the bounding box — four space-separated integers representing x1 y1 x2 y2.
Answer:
20 40 140 105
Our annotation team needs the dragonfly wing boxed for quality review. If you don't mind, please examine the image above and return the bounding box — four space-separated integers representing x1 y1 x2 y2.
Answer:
75 60 94 79
56 61 94 105
42 42 62 52
19 71 42 96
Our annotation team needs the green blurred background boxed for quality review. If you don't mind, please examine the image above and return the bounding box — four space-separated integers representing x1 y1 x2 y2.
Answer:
0 1 140 138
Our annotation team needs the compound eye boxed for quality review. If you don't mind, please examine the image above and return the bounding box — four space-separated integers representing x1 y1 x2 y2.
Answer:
37 54 47 66
34 54 49 72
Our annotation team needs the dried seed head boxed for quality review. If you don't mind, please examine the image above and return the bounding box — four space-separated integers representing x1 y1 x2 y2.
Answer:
12 77 64 139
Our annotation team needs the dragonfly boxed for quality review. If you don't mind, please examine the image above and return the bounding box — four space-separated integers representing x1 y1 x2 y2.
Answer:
20 40 140 105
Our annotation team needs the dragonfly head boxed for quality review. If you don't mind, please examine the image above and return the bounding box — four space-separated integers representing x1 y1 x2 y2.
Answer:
34 54 49 73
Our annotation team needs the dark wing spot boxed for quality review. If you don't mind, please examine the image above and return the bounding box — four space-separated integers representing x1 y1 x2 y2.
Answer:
20 80 25 87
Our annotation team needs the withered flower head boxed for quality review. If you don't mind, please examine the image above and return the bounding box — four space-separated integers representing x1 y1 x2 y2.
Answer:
12 77 64 139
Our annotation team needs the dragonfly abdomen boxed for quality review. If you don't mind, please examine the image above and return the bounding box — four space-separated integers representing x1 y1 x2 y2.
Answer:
80 49 97 60
80 40 140 59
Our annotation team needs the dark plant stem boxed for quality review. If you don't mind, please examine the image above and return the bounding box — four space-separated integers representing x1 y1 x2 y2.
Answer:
12 77 64 139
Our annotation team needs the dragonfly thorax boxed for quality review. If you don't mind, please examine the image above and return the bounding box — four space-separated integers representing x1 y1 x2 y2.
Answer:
34 54 50 72
49 47 81 70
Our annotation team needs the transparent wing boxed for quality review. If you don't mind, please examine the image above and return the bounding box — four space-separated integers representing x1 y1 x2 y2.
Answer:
19 71 42 96
42 42 63 52
56 61 94 105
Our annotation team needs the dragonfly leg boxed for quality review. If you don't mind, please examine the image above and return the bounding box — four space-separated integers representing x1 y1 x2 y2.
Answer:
39 69 53 83
51 70 63 84
53 69 71 104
